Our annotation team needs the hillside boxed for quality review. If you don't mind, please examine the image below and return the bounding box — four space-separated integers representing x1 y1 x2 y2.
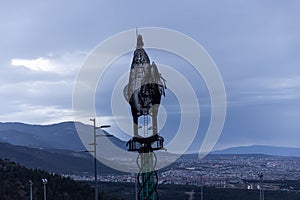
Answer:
0 141 122 175
0 121 126 151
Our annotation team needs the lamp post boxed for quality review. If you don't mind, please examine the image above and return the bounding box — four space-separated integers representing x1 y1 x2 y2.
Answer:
200 174 204 200
42 178 47 200
90 118 111 200
29 180 33 200
258 172 264 200
135 174 138 200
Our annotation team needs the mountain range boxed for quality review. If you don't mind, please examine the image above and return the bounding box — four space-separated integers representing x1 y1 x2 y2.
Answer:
0 121 126 151
1 121 300 157
0 122 126 175
0 121 300 175
212 145 300 157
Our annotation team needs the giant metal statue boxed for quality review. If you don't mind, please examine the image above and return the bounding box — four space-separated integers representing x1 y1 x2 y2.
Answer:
124 33 166 200
124 34 166 138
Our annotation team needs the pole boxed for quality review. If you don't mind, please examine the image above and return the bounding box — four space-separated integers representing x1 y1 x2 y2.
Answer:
262 177 264 200
42 179 47 200
43 184 46 200
91 118 98 200
200 175 203 200
89 118 111 200
135 174 138 200
29 180 33 200
201 185 203 200
258 172 264 200
259 179 262 200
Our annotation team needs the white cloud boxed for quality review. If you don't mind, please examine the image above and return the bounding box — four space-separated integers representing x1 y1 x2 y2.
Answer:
10 51 86 75
0 51 88 124
11 57 54 72
267 76 300 90
0 104 74 125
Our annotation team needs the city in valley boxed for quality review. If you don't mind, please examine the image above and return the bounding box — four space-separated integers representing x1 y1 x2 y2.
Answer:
67 153 300 191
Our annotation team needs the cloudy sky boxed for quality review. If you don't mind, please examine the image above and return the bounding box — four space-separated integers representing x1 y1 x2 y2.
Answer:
1 1 300 150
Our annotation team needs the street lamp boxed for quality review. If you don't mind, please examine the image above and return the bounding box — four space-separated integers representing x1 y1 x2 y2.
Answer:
258 172 264 200
29 180 33 200
42 178 48 200
200 174 204 200
90 118 111 200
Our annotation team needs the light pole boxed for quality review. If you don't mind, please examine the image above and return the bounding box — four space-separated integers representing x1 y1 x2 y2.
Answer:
200 174 204 200
42 178 47 200
258 172 264 200
135 173 138 200
29 180 33 200
90 118 111 200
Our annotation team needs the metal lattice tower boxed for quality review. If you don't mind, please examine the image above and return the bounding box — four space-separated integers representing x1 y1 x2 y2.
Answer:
127 133 164 200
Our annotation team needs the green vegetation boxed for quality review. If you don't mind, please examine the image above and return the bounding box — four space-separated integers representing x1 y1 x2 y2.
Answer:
1 158 299 200
0 159 94 200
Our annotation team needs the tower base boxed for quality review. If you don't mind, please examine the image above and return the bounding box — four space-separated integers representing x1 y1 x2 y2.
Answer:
127 135 164 200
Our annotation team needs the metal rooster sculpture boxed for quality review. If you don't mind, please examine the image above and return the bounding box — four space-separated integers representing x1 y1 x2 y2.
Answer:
124 34 166 138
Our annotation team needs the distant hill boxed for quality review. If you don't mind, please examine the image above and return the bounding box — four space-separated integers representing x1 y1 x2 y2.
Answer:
0 158 94 200
0 121 134 176
212 145 300 157
0 121 126 151
0 121 86 150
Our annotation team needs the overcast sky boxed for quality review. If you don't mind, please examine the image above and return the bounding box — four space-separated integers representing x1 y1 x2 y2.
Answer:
0 1 299 150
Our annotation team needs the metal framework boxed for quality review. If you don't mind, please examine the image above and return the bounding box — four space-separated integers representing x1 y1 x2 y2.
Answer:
124 32 166 200
127 135 163 199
